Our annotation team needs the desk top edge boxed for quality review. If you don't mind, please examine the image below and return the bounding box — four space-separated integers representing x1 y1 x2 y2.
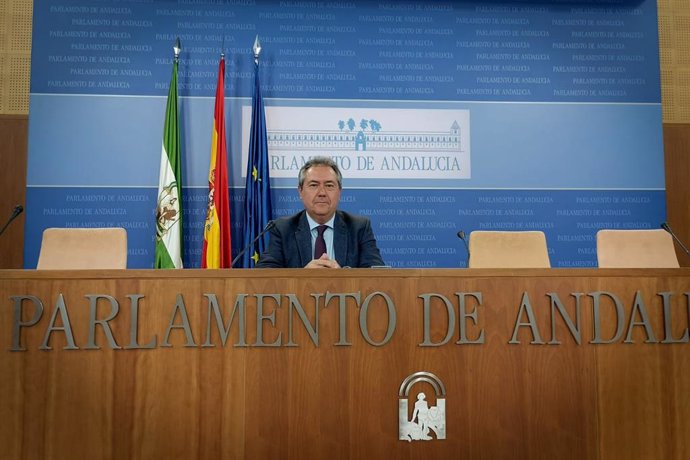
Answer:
1 268 689 281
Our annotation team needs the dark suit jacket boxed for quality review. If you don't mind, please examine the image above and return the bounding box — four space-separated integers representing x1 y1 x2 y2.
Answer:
256 210 385 268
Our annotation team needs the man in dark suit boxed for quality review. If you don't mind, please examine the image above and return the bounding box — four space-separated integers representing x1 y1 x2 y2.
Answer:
256 157 384 268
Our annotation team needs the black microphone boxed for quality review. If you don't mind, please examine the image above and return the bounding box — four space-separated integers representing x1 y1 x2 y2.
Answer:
456 230 470 266
231 220 275 267
661 222 690 260
0 205 24 236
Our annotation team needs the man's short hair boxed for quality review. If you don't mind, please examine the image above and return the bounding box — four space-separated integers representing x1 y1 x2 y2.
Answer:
298 156 343 189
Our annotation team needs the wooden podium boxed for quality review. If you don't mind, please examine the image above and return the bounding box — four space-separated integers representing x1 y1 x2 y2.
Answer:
1 268 689 459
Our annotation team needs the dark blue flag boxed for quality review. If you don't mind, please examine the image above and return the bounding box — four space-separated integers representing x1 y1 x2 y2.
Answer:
240 37 273 268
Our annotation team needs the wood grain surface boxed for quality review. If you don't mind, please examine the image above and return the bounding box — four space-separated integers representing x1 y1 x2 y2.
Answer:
1 268 688 460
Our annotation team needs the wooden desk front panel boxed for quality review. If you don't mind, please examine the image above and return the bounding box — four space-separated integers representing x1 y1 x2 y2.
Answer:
1 269 688 460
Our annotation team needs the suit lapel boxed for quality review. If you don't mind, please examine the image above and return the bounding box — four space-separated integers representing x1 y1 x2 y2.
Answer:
334 212 348 267
295 212 312 267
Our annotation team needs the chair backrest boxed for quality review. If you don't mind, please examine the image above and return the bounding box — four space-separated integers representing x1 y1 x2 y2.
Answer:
468 231 551 268
596 229 679 268
36 228 128 269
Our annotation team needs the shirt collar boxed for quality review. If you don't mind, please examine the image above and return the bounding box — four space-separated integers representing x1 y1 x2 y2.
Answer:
306 213 335 231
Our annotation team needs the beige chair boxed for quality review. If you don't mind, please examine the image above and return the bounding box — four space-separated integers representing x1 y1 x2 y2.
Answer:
596 229 679 268
36 227 128 269
468 231 551 268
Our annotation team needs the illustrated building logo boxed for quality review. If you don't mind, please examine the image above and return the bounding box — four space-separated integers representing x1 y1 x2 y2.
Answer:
398 371 446 442
267 119 461 155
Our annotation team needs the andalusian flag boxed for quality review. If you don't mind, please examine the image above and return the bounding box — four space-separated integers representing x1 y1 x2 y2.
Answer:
202 55 232 268
155 44 183 269
240 36 273 268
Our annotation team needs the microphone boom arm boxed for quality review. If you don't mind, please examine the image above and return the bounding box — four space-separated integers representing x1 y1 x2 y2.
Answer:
0 205 24 236
661 222 690 259
231 220 275 267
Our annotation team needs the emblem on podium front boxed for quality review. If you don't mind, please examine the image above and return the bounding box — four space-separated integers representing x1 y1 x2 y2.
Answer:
399 372 446 442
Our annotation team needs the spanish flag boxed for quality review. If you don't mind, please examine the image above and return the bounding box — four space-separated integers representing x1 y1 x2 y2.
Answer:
201 54 231 268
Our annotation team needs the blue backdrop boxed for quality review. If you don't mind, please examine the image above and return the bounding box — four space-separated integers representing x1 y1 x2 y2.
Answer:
26 0 665 268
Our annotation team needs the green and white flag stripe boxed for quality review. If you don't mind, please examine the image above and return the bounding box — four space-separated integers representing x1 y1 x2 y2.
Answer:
155 60 183 269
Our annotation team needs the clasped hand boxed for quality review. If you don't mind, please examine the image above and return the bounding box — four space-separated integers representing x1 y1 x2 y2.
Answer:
305 253 341 269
